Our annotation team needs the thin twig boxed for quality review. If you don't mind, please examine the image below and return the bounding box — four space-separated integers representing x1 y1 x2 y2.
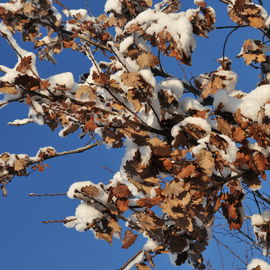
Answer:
42 218 76 224
118 249 144 270
252 191 262 215
222 28 238 61
28 142 101 165
213 236 247 265
29 193 66 197
255 190 270 206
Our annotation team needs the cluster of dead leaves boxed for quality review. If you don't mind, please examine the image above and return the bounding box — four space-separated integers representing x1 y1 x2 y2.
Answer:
227 0 267 29
188 1 216 38
237 39 266 65
195 58 236 98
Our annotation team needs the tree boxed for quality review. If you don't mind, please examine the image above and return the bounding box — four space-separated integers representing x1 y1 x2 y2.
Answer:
1 0 270 269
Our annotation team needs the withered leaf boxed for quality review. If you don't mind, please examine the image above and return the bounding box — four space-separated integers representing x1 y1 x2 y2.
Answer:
85 115 97 131
209 134 229 150
168 235 188 253
14 158 27 171
113 184 131 199
195 149 214 175
242 171 261 190
232 127 246 142
108 219 121 236
237 40 266 65
147 137 171 157
136 263 151 270
136 52 158 68
122 230 138 249
144 0 152 7
137 197 160 208
0 85 17 94
121 72 141 87
201 76 223 98
81 185 99 198
177 164 195 179
96 232 112 243
16 56 32 73
75 85 96 100
217 117 232 137
136 211 164 231
116 199 129 212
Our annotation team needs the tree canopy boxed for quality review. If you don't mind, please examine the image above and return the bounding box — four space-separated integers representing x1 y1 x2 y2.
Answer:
1 0 270 269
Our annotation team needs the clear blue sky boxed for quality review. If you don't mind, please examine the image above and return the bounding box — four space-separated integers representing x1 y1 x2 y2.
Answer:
0 1 269 270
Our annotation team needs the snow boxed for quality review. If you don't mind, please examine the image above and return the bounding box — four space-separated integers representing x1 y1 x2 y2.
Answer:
104 0 122 14
122 251 144 270
125 9 196 57
119 36 134 53
67 181 94 199
192 134 237 163
214 85 270 122
64 9 89 21
158 79 184 100
171 117 211 138
48 72 75 90
8 118 34 126
64 203 103 232
247 259 270 270
143 237 159 251
139 145 152 165
139 69 156 88
180 97 206 112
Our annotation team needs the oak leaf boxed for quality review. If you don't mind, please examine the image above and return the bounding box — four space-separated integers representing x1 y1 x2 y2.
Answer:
177 164 195 179
136 53 158 68
81 185 100 198
122 230 138 249
14 158 27 172
113 184 131 199
0 85 17 94
195 149 214 175
16 56 32 73
136 263 151 270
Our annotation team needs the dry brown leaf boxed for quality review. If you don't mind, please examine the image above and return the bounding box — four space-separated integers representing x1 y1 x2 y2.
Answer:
121 72 141 87
209 134 229 150
81 185 99 198
144 0 152 7
122 230 138 249
195 149 214 175
232 127 246 142
201 76 223 98
113 184 131 198
136 263 151 270
147 137 171 157
75 85 95 100
162 158 173 170
16 56 32 73
217 117 232 137
177 164 195 179
14 158 27 171
117 199 129 212
108 219 121 235
253 151 268 172
96 232 112 243
242 171 261 190
137 197 160 208
0 85 17 94
136 52 158 68
85 115 97 131
237 40 266 65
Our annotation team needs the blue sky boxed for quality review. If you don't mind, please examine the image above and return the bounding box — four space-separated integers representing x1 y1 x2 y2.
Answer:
1 1 270 270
